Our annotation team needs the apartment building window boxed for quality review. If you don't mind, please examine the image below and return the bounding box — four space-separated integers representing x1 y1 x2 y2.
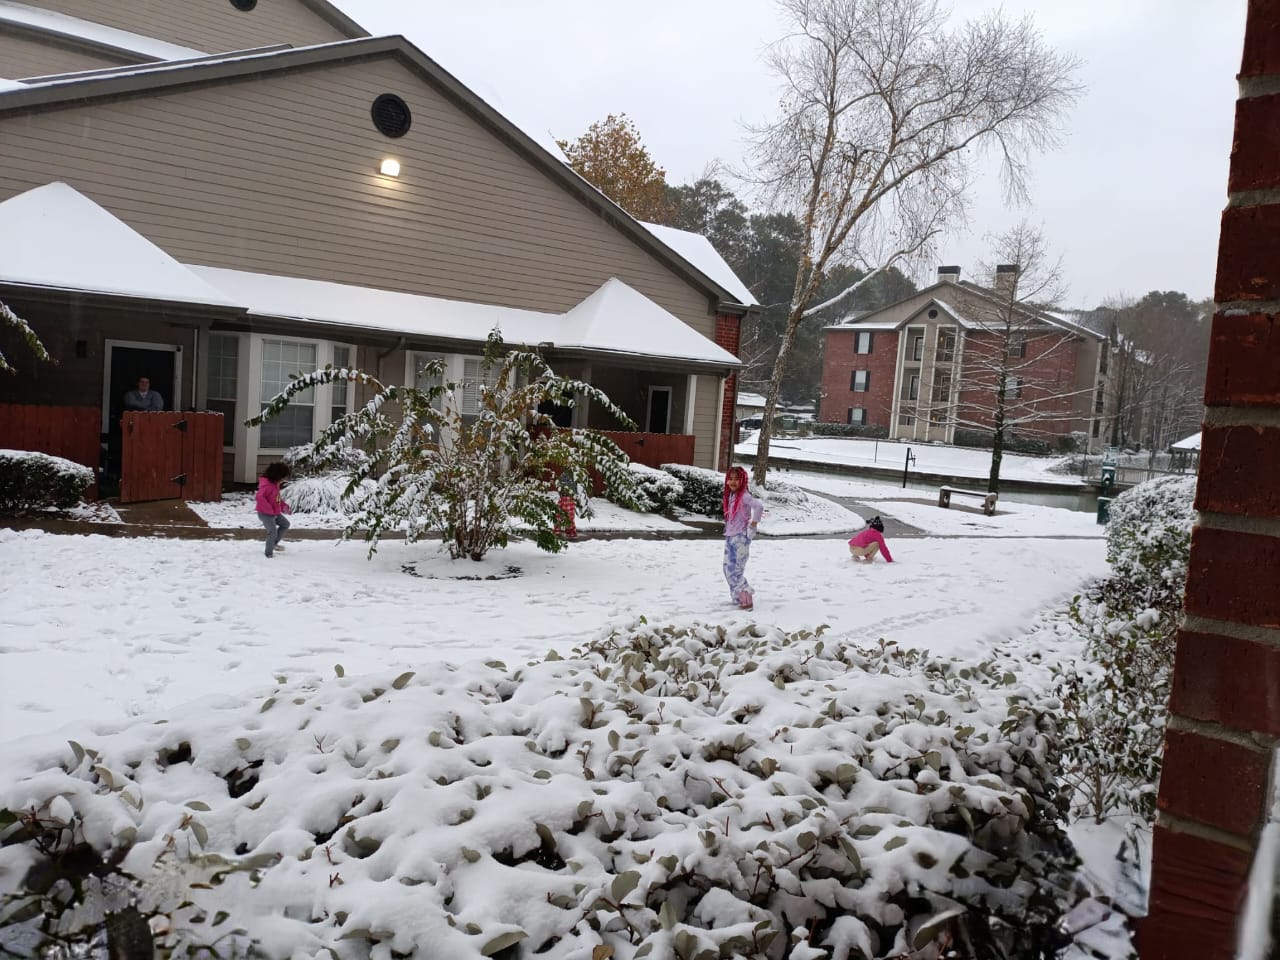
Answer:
1099 342 1110 375
912 334 925 361
1095 382 1106 414
260 339 317 448
410 352 503 419
1002 375 1024 399
855 331 873 354
850 369 870 392
1008 335 1027 358
206 334 238 446
461 356 502 416
931 369 952 403
908 374 920 400
935 329 956 362
847 407 866 426
1092 419 1102 438
898 413 916 426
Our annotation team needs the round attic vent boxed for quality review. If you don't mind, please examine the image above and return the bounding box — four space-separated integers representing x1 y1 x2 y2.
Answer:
229 0 257 11
928 308 938 319
371 94 412 139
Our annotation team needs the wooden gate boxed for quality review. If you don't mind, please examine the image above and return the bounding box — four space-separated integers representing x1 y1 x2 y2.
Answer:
120 412 223 503
0 404 101 499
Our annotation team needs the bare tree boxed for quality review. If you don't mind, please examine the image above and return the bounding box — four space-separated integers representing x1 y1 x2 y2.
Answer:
745 0 1080 484
949 223 1094 493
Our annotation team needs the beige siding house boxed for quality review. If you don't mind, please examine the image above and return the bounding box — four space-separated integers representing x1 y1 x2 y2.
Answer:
0 1 755 487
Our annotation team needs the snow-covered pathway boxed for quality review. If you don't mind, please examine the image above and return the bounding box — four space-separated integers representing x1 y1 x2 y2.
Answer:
0 528 1105 744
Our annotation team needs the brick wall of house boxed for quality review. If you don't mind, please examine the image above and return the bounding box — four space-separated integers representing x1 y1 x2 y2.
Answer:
955 329 1086 437
715 312 741 469
1139 2 1280 956
819 328 900 427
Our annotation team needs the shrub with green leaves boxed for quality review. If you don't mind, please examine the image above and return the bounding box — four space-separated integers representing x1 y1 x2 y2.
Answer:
249 329 642 560
1 622 1087 959
1055 475 1196 823
0 449 93 514
661 462 727 517
811 422 890 440
620 463 685 513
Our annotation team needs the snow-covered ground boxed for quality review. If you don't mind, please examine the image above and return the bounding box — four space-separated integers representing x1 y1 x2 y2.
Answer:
736 432 1088 485
0 524 1104 743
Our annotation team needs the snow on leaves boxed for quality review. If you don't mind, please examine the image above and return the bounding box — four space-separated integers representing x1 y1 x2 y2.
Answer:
0 622 1083 958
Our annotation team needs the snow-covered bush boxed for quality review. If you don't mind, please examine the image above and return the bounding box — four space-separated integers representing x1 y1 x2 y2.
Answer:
662 462 727 517
0 622 1084 959
281 473 374 515
0 449 93 514
1056 475 1196 823
1 298 51 375
283 437 370 477
250 330 642 560
621 463 684 514
1105 474 1196 607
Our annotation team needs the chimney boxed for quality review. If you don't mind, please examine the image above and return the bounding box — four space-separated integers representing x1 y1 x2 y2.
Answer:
994 263 1019 300
936 265 961 284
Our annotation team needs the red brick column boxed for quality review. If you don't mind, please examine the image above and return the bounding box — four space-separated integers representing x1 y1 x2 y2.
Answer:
1140 3 1280 956
714 312 742 470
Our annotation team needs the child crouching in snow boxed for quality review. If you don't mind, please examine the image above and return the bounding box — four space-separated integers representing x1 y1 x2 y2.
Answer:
848 515 893 563
257 461 292 558
722 465 763 610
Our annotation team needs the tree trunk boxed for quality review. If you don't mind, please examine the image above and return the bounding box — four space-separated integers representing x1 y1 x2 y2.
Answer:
751 305 805 487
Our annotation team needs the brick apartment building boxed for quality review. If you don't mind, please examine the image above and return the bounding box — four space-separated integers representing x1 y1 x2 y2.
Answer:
819 266 1110 452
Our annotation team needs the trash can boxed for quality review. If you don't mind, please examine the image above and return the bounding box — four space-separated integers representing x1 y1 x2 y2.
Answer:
1097 496 1113 525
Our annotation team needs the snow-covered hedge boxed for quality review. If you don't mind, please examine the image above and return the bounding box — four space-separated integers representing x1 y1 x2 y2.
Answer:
623 464 684 514
0 622 1082 959
1105 474 1196 606
661 463 727 518
1056 475 1197 823
0 449 93 514
282 474 375 515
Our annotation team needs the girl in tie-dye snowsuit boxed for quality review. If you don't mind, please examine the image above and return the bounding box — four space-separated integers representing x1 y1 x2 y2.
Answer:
722 465 764 610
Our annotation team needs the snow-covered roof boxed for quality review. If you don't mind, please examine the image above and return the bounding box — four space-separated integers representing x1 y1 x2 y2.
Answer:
1171 432 1201 451
190 266 740 368
736 392 767 407
640 221 757 307
0 38 752 311
0 182 237 307
0 1 207 63
0 78 25 92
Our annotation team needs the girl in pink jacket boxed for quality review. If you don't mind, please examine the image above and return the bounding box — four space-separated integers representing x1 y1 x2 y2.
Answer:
722 466 764 610
848 516 894 563
256 461 292 558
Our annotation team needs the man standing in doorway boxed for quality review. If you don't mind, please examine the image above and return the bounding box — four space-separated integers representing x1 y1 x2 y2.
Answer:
123 376 164 412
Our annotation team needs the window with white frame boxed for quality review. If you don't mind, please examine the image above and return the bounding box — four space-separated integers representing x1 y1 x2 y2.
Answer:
908 374 920 400
935 329 956 362
911 334 925 362
847 407 866 426
206 334 238 446
410 351 503 419
855 330 873 354
260 339 317 448
850 369 870 392
331 345 352 424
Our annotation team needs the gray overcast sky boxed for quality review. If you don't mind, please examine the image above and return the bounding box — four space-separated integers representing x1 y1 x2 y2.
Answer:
336 0 1246 309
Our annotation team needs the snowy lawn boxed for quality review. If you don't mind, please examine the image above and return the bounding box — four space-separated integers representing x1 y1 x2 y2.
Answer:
737 433 1087 486
0 528 1104 743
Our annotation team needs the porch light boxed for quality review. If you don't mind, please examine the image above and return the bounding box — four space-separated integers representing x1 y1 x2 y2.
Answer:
378 158 401 177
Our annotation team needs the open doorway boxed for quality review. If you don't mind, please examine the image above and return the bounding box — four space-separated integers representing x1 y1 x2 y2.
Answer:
646 386 672 434
102 340 180 489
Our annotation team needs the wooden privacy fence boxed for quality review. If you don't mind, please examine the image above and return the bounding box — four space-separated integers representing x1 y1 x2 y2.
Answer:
0 404 101 498
598 431 695 471
120 411 222 503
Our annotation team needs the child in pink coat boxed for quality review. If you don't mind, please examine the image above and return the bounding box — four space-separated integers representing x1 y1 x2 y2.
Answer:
848 516 894 563
256 462 292 558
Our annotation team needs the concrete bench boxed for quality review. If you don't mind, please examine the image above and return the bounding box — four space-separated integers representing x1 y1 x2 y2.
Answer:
938 485 998 516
